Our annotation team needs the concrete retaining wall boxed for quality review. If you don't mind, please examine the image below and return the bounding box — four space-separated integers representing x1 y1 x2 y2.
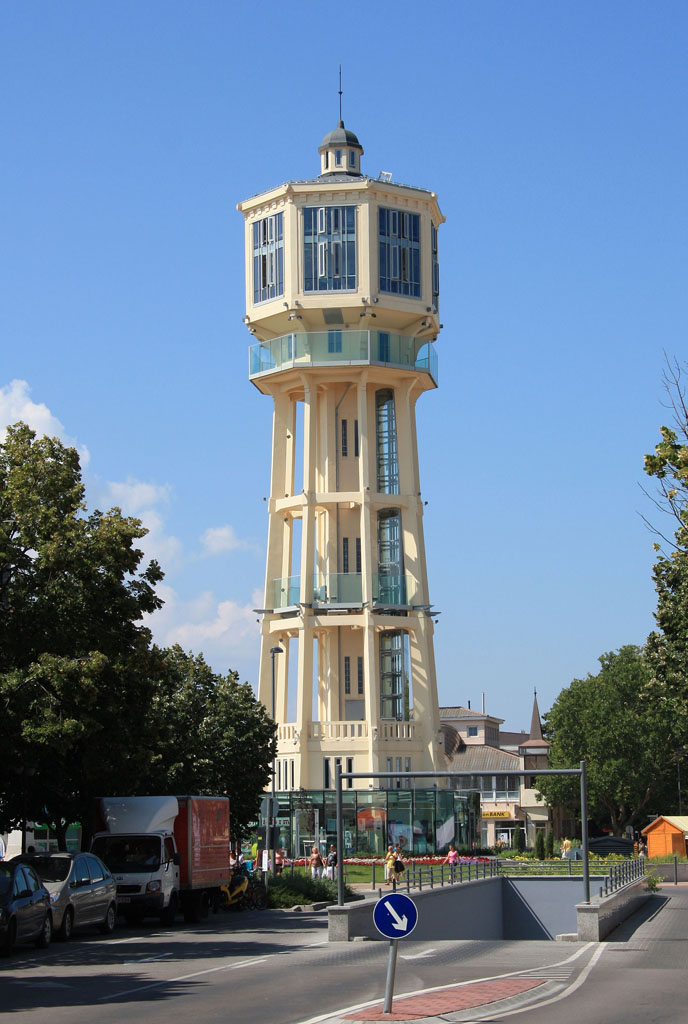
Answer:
328 877 503 942
646 861 688 882
328 875 606 942
503 877 593 939
575 878 650 941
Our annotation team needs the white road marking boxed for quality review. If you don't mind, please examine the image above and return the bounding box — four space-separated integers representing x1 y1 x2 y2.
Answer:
97 957 267 1002
122 952 174 965
401 948 437 960
296 941 598 1024
490 942 607 1018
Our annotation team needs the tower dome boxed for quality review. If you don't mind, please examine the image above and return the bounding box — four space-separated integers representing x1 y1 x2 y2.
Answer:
318 120 364 177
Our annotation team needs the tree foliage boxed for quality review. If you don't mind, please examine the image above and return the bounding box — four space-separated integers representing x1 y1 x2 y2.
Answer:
643 357 688 744
149 645 276 842
0 423 276 848
536 646 675 835
0 423 165 842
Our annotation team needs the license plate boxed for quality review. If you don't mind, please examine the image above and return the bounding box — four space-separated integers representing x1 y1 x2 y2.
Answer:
118 896 130 903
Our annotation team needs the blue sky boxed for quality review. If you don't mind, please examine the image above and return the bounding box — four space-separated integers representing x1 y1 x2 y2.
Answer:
2 1 686 730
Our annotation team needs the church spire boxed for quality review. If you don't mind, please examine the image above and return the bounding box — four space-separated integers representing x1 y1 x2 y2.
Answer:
529 688 544 742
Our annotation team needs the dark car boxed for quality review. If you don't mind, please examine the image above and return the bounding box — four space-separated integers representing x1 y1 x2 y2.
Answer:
0 861 52 955
11 853 117 941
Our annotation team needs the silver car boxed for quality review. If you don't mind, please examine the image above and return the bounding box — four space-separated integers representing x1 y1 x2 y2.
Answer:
12 853 117 940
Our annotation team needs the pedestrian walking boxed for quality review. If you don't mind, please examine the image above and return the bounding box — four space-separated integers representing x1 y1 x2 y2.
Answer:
384 844 396 886
326 844 338 880
309 845 324 879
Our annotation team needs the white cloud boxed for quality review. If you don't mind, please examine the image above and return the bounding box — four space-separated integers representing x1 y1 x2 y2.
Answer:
99 479 181 569
200 524 250 555
0 379 90 466
145 586 261 678
106 478 171 513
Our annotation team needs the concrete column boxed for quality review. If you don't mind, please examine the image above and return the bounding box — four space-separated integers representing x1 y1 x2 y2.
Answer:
362 622 379 771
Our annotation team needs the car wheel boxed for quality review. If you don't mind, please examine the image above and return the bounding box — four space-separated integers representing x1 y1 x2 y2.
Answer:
1 919 16 957
99 903 117 935
36 913 52 948
58 907 74 942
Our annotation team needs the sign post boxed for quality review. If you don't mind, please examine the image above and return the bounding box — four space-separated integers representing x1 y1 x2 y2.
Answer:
373 893 418 1014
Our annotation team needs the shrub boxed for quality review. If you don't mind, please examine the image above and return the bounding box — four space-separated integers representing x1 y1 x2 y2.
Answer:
513 825 525 853
267 872 354 909
535 830 545 860
545 829 555 859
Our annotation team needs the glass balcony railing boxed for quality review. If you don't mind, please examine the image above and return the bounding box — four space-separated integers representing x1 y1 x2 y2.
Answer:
249 330 438 384
270 572 416 609
313 573 363 605
273 576 300 609
372 573 416 607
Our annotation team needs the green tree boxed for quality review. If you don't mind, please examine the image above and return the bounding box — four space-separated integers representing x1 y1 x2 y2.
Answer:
534 828 545 860
643 358 688 746
149 645 277 842
0 423 164 845
545 828 555 859
512 824 525 853
536 646 675 836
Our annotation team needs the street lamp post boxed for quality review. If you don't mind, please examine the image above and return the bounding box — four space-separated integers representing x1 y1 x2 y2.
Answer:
269 646 283 877
677 748 685 816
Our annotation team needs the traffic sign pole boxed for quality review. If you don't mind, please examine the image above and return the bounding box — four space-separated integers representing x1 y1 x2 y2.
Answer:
383 940 398 1014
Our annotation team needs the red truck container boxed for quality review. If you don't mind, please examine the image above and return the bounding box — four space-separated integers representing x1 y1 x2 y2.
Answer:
92 795 230 924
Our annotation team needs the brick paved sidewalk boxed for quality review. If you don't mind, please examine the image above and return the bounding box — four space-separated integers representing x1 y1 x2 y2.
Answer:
342 977 545 1021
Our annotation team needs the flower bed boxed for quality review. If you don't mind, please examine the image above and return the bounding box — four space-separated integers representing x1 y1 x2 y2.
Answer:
284 855 492 867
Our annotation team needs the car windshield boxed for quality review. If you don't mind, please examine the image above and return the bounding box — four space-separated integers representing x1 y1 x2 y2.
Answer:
23 857 72 883
91 835 161 872
0 865 12 895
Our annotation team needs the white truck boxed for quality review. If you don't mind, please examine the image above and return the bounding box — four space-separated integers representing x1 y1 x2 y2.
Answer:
91 795 231 925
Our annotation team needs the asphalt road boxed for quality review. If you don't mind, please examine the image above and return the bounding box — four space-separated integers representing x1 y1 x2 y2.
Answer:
0 907 589 1024
2 891 686 1024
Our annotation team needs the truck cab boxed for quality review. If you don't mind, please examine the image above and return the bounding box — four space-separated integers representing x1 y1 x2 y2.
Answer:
91 829 181 924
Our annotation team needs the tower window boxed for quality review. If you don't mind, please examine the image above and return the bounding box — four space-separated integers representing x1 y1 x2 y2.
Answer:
335 149 342 166
341 418 348 456
379 207 421 298
357 656 364 695
252 213 284 303
303 206 357 292
342 537 349 574
376 389 399 493
354 419 359 457
349 150 355 167
379 630 409 720
432 222 440 307
344 655 351 694
355 537 361 574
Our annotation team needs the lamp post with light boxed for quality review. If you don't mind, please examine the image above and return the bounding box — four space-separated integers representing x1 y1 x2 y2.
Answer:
269 646 283 875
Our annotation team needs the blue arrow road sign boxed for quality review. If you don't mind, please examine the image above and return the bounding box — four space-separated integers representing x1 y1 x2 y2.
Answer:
373 892 418 939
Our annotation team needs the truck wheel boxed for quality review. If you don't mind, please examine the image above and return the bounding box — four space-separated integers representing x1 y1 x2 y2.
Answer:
160 893 178 926
183 892 208 923
124 908 145 926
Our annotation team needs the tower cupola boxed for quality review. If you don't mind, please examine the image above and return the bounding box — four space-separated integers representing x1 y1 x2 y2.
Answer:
318 120 364 177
